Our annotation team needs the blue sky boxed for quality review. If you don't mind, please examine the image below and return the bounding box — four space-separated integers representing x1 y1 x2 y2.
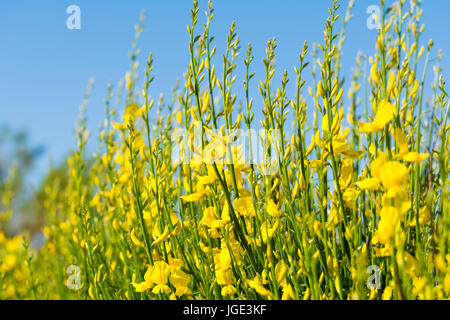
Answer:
1 0 449 185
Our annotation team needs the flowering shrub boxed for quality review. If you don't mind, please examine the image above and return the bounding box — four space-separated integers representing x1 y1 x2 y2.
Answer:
0 0 449 300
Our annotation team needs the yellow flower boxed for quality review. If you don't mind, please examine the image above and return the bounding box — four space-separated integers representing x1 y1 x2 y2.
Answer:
399 151 429 163
211 219 229 228
302 287 311 300
382 186 411 214
409 206 431 226
394 128 408 152
321 113 341 134
168 257 184 269
373 206 400 244
444 273 450 295
395 129 429 162
274 260 287 284
357 177 380 191
234 196 254 216
152 283 171 295
88 284 96 299
339 159 353 188
143 200 158 220
248 275 272 297
305 135 315 156
411 79 419 101
123 103 144 122
5 236 22 252
326 206 341 230
387 72 396 97
180 191 206 202
112 122 126 131
403 252 418 277
216 268 233 286
379 161 408 189
89 193 101 207
133 280 152 293
131 229 144 247
382 285 393 300
356 153 386 191
199 206 217 228
200 207 228 229
221 285 237 296
260 220 279 244
317 80 324 98
170 268 191 297
132 264 155 292
371 152 387 180
342 187 360 208
134 135 145 150
1 254 17 272
370 63 379 85
281 284 295 300
373 244 393 257
197 174 217 186
152 226 170 246
412 277 427 296
143 261 171 294
358 101 395 133
118 171 131 184
151 261 170 285
218 246 232 270
227 240 244 266
266 199 283 218
329 136 349 155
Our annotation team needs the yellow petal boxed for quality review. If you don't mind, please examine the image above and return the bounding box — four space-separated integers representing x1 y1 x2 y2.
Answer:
112 122 126 131
248 276 272 297
358 101 395 133
180 191 205 202
371 63 379 85
199 207 218 228
211 219 229 228
370 153 387 181
357 178 380 191
379 161 409 189
151 261 170 286
266 199 282 217
131 229 144 247
305 135 315 156
133 281 152 292
89 193 100 207
382 286 393 300
358 122 377 133
234 197 252 215
275 261 287 283
394 128 409 155
372 101 395 130
387 72 396 97
152 226 170 246
400 152 429 163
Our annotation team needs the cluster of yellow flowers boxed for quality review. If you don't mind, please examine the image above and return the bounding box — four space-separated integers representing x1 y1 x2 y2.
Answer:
0 0 449 300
